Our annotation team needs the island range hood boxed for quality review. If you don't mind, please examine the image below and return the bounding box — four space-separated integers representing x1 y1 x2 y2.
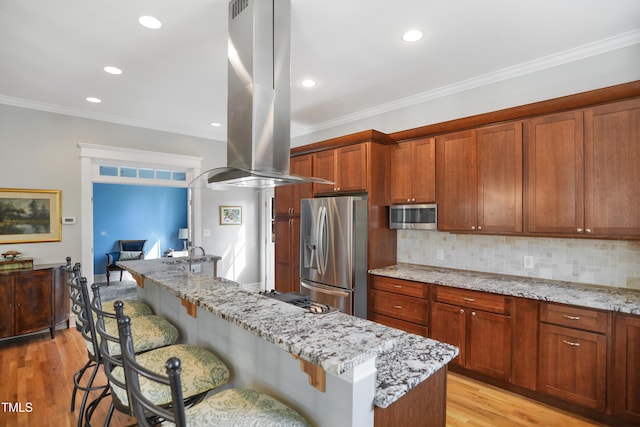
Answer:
190 0 331 190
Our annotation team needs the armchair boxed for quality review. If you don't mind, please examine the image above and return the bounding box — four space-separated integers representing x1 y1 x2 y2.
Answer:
105 239 147 285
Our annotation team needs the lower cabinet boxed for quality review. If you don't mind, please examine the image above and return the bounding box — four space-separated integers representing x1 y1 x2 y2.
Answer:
538 303 609 411
0 266 68 340
613 314 640 424
368 276 428 337
430 287 512 381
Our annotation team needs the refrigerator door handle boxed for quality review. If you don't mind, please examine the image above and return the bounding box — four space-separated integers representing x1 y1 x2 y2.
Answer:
316 206 328 275
301 281 350 297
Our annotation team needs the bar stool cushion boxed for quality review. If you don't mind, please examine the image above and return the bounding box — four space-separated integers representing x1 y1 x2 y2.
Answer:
85 315 178 357
110 344 230 406
167 388 309 427
117 300 154 317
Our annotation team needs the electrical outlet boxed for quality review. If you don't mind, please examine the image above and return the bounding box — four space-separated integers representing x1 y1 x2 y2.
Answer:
436 249 445 261
191 263 202 273
524 256 534 269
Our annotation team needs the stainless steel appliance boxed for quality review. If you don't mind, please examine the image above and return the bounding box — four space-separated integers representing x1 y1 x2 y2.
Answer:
389 203 437 230
300 196 368 318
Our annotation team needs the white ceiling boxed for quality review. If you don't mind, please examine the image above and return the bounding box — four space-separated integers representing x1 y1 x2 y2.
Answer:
1 0 639 141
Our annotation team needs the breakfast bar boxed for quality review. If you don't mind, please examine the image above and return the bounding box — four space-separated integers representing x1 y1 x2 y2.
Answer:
117 258 458 427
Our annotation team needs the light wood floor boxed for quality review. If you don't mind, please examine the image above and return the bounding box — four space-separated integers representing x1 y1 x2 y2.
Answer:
0 328 604 427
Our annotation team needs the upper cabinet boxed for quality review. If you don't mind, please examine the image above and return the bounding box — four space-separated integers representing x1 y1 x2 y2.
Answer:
525 111 585 235
436 122 523 233
313 143 368 195
584 98 640 238
274 154 313 216
526 98 640 239
387 137 435 204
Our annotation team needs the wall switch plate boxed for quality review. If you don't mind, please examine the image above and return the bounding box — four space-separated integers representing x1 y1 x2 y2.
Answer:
436 249 445 261
202 229 211 237
524 256 534 269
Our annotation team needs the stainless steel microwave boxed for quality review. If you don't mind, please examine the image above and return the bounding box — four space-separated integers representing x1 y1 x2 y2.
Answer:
389 204 437 230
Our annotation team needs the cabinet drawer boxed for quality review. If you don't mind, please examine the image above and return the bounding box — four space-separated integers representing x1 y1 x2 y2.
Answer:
540 303 608 334
371 276 428 299
370 289 428 325
369 312 428 337
433 286 510 315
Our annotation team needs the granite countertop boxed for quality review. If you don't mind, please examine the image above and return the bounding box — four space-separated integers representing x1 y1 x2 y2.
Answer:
369 263 640 315
118 258 458 409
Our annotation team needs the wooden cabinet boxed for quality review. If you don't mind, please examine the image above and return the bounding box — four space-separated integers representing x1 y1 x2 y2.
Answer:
436 122 523 233
584 98 640 238
274 216 300 293
430 286 512 380
313 143 367 194
369 275 428 336
527 100 640 239
274 154 313 216
0 266 68 340
538 303 609 411
613 314 640 424
387 137 435 204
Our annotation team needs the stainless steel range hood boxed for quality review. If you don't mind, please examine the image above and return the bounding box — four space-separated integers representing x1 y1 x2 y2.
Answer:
190 0 331 190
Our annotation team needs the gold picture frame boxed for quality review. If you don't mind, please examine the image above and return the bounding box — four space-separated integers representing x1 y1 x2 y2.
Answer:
220 206 242 225
0 188 62 244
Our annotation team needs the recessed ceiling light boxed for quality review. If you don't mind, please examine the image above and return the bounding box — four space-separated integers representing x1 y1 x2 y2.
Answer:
104 66 122 75
402 29 423 42
138 15 162 29
86 97 102 103
301 79 317 88
210 122 222 127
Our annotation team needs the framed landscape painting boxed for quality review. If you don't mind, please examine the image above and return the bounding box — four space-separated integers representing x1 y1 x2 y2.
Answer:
220 206 242 225
0 188 62 244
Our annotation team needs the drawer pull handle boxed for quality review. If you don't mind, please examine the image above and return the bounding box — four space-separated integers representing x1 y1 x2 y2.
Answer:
563 315 581 320
562 340 581 347
463 298 476 302
393 285 403 289
459 309 465 314
393 305 402 309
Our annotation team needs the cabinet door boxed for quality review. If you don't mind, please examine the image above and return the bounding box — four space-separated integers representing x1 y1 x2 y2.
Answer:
584 98 640 237
388 142 412 204
431 301 465 366
411 138 436 203
436 130 477 231
274 217 300 293
467 310 512 380
538 323 606 410
477 122 523 233
313 150 337 194
613 314 640 423
337 144 367 192
15 270 52 336
0 276 14 338
275 155 313 215
525 111 584 234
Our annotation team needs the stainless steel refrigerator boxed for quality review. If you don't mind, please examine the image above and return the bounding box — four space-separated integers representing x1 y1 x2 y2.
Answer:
300 196 368 318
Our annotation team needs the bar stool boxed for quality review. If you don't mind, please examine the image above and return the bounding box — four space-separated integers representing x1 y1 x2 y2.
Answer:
88 292 230 426
116 312 310 427
65 258 158 427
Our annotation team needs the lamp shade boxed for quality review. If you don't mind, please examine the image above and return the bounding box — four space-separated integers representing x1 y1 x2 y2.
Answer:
178 228 189 240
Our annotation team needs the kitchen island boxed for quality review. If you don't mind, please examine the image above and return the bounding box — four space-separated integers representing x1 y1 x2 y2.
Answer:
117 258 458 427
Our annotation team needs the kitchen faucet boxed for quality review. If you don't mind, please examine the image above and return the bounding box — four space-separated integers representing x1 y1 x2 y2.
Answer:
187 246 206 273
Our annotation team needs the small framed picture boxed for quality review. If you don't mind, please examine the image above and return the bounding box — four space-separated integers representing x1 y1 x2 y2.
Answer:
220 206 242 225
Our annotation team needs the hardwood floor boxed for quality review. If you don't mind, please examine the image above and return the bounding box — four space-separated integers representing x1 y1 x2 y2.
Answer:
0 328 604 427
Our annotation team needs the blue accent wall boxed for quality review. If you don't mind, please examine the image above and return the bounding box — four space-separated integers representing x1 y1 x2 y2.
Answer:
93 183 188 274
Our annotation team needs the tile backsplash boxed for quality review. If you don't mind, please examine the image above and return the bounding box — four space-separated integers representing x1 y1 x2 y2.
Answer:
397 230 640 289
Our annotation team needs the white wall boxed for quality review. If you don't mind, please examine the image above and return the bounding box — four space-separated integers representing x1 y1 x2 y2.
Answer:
0 105 262 284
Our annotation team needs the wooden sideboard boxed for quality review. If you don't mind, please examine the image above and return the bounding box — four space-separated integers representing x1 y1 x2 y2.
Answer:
0 264 69 340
